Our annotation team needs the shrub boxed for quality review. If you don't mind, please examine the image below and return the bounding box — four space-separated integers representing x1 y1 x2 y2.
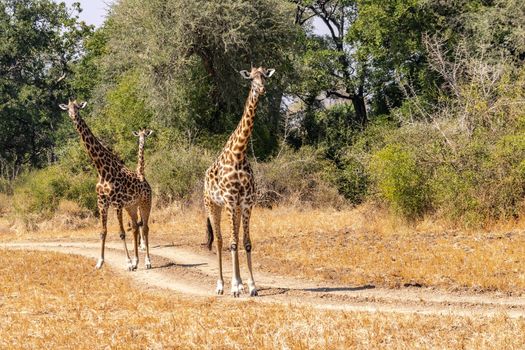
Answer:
0 178 11 195
369 144 430 219
146 145 213 204
13 166 70 218
337 158 369 204
254 146 344 208
12 163 97 219
66 173 98 214
0 193 11 216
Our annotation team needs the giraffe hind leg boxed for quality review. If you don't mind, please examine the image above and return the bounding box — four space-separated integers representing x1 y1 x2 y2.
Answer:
242 206 257 296
139 199 152 269
117 206 133 270
137 219 146 251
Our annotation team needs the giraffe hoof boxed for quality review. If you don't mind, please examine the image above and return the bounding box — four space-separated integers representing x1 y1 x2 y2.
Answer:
216 280 224 295
232 291 240 298
250 289 258 297
238 284 245 294
131 258 138 271
95 259 104 269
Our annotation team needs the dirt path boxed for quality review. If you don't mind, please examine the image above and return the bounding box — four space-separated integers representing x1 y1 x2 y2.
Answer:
2 241 525 318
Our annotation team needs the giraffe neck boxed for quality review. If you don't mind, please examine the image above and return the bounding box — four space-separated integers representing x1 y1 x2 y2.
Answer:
136 137 146 180
70 113 123 175
224 87 260 161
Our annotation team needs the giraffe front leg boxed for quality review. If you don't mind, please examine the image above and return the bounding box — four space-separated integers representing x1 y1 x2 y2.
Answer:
242 206 257 297
96 196 109 269
131 225 140 271
228 205 243 297
117 206 133 271
206 199 224 295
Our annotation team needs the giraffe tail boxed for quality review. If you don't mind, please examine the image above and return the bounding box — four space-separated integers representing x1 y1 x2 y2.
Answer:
206 217 214 251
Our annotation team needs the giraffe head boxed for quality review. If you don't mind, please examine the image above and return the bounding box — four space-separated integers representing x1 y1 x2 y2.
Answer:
132 129 154 142
59 100 87 118
239 67 275 96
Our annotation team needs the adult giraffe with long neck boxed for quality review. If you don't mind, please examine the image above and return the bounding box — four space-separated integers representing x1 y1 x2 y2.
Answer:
132 128 153 250
204 67 275 297
59 100 153 270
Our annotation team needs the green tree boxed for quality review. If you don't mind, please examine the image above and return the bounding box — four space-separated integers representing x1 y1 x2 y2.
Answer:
0 0 91 176
94 0 303 158
293 0 368 126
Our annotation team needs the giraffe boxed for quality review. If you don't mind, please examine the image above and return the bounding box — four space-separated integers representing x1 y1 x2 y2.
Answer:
132 128 153 250
59 100 153 270
204 66 275 297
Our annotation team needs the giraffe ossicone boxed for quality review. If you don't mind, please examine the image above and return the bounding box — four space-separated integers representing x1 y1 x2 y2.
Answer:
204 66 275 297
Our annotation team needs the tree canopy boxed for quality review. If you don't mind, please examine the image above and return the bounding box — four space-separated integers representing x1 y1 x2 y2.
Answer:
0 0 91 176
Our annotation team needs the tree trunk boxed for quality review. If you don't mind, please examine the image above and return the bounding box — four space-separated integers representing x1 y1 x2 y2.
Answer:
351 88 367 127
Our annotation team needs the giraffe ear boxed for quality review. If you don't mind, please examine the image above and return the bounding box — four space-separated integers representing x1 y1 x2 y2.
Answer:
132 131 140 137
59 104 68 110
239 70 251 79
79 102 88 109
144 129 153 137
264 69 275 78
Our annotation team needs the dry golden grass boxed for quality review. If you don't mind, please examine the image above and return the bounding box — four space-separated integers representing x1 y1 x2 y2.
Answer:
1 250 525 349
3 202 525 295
149 204 525 294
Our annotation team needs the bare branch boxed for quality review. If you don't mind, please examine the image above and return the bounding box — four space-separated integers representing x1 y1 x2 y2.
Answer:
326 90 353 99
55 72 66 83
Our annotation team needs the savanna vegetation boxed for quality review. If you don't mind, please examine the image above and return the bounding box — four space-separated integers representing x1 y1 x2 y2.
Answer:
1 0 525 229
3 2 525 346
3 250 525 349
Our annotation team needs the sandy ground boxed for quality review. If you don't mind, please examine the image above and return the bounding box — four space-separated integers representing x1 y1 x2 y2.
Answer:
2 240 525 318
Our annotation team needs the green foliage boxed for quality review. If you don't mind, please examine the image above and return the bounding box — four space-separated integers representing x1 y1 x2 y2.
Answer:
146 146 213 204
13 164 97 218
0 0 92 170
93 70 154 163
5 0 525 228
336 158 369 204
430 133 525 226
94 0 303 158
370 144 430 219
14 167 70 217
71 26 109 101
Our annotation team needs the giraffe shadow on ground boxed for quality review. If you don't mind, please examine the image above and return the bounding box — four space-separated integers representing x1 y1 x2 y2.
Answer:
150 262 207 270
150 243 188 249
256 287 290 296
300 285 375 293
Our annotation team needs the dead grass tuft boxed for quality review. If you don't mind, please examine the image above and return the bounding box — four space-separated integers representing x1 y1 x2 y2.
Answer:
39 200 94 231
0 193 11 217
